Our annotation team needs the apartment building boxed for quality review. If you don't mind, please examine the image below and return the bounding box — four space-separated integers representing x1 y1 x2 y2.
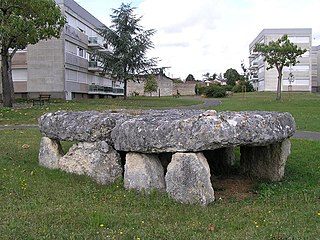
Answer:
311 45 320 92
248 28 312 92
9 0 123 100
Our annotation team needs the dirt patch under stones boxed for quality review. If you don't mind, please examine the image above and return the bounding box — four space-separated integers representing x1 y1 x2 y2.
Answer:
211 175 258 200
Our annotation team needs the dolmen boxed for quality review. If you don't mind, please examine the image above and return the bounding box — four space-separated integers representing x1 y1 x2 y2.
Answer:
38 109 295 205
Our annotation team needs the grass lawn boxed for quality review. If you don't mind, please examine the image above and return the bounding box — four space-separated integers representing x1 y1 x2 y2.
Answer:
210 91 320 132
0 129 319 239
0 92 319 239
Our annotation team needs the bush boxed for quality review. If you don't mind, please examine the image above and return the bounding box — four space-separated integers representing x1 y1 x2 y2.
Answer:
205 84 226 98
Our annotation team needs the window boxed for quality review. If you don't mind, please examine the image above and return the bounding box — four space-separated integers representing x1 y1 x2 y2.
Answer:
77 47 87 59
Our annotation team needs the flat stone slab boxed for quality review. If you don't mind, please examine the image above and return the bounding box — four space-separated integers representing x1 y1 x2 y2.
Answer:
39 110 128 142
112 110 295 153
39 109 295 153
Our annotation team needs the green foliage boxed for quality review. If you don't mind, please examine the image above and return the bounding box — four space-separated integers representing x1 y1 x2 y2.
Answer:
195 84 226 98
186 74 195 81
231 77 254 93
144 75 158 95
98 3 157 99
224 68 240 86
0 0 66 107
254 34 307 100
202 72 217 81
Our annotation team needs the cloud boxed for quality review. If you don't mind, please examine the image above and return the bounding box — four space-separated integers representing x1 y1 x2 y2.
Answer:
78 0 320 80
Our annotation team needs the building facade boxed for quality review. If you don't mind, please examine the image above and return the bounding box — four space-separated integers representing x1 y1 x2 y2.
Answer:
249 28 312 92
311 45 320 92
10 0 123 100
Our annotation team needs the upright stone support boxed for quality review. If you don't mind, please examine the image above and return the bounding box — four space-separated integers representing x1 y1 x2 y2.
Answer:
240 139 291 181
204 147 235 175
39 136 64 169
124 153 165 192
165 152 215 205
59 141 123 185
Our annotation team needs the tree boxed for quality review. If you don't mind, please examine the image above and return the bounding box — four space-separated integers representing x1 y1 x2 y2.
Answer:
254 34 307 100
98 3 157 99
186 74 195 81
0 0 65 107
144 74 158 96
202 72 217 81
224 68 240 86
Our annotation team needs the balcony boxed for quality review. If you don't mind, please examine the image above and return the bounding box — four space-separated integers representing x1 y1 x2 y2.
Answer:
249 61 259 70
88 36 112 53
249 52 259 59
88 84 124 96
88 61 104 72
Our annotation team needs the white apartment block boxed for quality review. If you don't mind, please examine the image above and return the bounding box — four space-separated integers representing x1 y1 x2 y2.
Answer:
311 45 320 92
10 0 123 100
249 28 312 92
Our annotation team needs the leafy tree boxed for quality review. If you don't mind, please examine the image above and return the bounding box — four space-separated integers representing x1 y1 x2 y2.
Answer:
224 68 240 86
186 74 195 81
254 34 307 100
144 74 158 96
98 3 157 99
202 72 217 81
0 0 65 107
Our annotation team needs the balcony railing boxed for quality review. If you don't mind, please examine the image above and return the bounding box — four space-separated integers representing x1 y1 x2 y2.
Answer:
88 84 124 96
88 61 104 71
88 36 112 53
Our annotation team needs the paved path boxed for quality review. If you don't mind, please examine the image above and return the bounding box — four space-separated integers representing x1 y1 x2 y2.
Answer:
1 97 319 140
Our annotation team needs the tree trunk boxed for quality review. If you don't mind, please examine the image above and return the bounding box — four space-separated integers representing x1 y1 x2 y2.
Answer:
276 69 283 101
123 79 127 100
1 51 14 107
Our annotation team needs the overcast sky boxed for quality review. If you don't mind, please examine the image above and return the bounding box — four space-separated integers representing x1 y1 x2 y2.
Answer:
76 0 320 80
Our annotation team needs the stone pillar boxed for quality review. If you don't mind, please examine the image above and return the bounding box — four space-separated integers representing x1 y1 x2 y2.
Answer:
203 147 235 175
59 141 123 185
165 152 215 206
39 136 64 169
124 153 165 193
240 139 291 181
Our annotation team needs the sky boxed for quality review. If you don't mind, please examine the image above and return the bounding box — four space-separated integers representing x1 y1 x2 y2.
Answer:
76 0 320 80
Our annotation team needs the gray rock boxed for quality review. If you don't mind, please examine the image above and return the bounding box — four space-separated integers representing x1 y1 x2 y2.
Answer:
240 139 291 181
165 152 215 205
39 136 64 169
112 110 295 153
124 153 165 192
38 110 129 143
59 141 123 184
204 147 235 175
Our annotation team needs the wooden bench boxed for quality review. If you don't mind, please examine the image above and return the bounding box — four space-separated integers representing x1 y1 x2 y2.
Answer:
32 94 51 106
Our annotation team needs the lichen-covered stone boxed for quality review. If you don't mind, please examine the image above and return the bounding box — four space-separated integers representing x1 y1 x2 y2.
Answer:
124 153 165 192
112 110 295 153
240 139 291 181
38 111 128 142
165 152 215 205
59 141 122 184
39 136 64 169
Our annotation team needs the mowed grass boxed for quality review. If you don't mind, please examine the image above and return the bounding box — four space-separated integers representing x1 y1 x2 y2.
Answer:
0 92 319 239
0 96 203 126
0 129 319 239
210 91 320 132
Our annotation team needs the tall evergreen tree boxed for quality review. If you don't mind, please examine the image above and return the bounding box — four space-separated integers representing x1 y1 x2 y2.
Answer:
98 3 157 99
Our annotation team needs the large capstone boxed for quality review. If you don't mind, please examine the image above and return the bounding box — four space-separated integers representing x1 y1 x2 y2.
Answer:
124 153 165 192
165 152 215 205
59 141 122 184
38 111 128 143
112 110 295 153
